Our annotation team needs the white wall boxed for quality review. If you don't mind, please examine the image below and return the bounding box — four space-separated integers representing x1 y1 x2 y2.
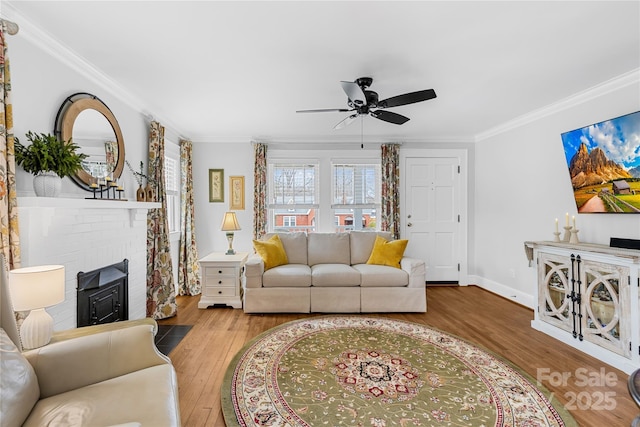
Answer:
472 75 640 307
192 142 255 257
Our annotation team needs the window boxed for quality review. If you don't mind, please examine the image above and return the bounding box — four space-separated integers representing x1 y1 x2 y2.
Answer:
164 143 180 233
268 162 318 232
266 154 380 233
331 163 380 231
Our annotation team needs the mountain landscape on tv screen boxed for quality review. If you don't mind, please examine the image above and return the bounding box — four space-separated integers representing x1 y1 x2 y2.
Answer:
561 111 640 213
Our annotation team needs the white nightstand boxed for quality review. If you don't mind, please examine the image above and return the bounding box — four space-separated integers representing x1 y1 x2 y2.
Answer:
198 252 248 309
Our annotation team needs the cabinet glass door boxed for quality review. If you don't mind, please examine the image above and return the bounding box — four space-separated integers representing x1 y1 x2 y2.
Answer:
582 261 630 357
538 253 573 332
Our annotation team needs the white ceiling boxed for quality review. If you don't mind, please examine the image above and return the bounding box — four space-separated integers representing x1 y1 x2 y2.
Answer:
4 1 640 144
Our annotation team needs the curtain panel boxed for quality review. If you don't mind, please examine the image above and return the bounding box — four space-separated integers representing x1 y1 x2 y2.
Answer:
0 26 20 269
253 142 267 239
381 143 400 240
146 121 177 319
178 139 201 296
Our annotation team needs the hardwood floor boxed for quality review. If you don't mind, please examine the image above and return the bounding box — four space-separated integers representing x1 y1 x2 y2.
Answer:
159 286 639 427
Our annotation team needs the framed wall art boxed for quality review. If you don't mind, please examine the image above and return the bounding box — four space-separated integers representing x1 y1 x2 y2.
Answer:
209 169 224 202
230 175 245 210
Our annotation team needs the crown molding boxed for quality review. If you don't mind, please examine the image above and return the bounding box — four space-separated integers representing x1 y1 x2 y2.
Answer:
475 68 640 142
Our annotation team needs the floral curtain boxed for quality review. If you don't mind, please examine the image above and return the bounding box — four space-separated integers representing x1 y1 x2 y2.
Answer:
0 25 20 269
253 142 268 239
146 121 177 319
381 143 400 240
177 139 201 296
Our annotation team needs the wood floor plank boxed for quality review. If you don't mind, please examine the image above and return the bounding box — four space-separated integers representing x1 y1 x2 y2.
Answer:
159 285 639 427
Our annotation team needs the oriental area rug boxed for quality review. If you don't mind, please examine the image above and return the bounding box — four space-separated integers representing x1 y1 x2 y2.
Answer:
221 316 576 427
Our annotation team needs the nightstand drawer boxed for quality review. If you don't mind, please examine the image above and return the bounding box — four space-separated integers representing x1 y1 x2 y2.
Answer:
204 286 236 297
206 277 235 287
204 267 236 277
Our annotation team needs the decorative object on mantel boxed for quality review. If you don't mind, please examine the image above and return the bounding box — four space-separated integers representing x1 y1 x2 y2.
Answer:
221 211 241 255
126 160 154 202
15 131 87 197
86 175 127 201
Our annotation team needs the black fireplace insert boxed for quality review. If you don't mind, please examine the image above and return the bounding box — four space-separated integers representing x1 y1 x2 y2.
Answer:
77 259 129 327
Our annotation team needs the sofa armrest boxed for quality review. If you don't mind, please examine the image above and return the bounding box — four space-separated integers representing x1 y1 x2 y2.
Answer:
400 257 426 288
244 254 264 289
24 324 170 398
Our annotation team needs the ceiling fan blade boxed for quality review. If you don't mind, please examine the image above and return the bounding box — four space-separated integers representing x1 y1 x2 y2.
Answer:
340 81 366 106
378 89 437 108
333 114 359 130
370 110 410 125
296 108 352 113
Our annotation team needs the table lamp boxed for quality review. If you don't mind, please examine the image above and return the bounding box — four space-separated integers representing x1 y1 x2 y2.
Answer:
221 211 241 255
9 265 65 349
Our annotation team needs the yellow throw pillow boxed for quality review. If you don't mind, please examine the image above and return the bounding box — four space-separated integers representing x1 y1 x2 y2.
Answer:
252 234 289 270
366 235 408 269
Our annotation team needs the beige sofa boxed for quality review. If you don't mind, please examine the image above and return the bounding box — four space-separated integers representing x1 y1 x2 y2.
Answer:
0 258 181 427
243 231 426 313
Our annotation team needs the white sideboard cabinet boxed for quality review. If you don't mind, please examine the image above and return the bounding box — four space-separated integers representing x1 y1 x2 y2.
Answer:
525 241 640 374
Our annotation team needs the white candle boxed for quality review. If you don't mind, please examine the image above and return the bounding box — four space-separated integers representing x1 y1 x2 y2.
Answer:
572 216 576 229
555 218 559 233
565 212 569 227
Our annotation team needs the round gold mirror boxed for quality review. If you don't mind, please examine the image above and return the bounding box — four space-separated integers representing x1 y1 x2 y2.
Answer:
54 93 125 191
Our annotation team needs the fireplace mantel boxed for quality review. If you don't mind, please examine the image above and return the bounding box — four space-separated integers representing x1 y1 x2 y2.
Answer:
18 196 160 210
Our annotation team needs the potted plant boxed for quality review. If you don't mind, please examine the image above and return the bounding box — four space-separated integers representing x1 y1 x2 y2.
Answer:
15 131 87 197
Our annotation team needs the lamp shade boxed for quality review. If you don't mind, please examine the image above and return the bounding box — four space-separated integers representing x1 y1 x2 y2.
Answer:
9 265 65 311
221 212 241 231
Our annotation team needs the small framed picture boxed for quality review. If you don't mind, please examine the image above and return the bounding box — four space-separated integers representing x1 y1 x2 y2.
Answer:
230 176 245 210
209 169 224 202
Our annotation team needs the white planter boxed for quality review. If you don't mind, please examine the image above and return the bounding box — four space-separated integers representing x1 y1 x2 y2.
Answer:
33 172 62 197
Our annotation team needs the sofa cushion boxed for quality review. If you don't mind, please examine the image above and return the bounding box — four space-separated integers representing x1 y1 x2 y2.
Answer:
266 232 308 265
367 236 408 268
253 234 288 270
349 231 393 265
353 264 409 287
307 232 351 266
23 364 179 427
0 328 40 427
311 264 361 287
263 264 312 287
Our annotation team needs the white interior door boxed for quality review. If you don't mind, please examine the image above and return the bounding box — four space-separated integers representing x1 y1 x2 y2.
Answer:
403 155 463 283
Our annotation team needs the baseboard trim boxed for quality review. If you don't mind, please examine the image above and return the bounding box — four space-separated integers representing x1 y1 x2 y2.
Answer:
467 275 534 309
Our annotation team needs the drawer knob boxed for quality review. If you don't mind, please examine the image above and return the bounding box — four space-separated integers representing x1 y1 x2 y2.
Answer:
218 290 222 294
218 270 222 274
218 280 222 284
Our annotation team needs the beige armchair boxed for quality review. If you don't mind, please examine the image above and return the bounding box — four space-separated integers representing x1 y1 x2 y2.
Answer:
0 257 181 427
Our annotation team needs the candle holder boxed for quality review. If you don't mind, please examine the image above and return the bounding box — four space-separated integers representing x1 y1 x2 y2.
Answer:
563 226 572 242
570 228 580 244
553 231 561 242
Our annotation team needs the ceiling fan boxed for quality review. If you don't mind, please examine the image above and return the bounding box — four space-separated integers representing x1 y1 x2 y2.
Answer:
296 77 437 129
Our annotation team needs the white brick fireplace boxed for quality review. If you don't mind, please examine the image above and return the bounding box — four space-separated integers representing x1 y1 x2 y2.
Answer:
17 197 159 331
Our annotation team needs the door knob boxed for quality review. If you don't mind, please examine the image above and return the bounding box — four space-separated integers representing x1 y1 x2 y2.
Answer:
407 222 413 227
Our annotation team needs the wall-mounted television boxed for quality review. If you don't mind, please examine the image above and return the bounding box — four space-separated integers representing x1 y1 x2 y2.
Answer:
560 111 640 213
